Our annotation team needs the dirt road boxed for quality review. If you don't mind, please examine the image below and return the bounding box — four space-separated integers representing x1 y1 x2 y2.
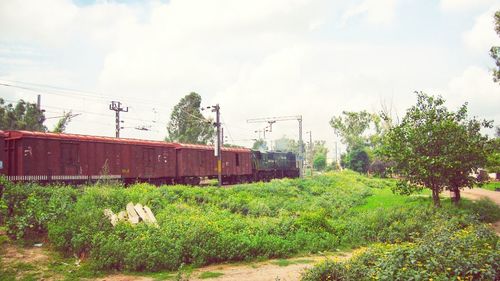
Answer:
97 254 352 281
460 188 500 205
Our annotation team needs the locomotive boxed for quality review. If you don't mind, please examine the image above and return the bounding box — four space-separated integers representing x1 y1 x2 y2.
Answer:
0 130 299 185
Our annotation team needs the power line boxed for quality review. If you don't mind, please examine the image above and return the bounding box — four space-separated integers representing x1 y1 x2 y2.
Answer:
0 79 161 106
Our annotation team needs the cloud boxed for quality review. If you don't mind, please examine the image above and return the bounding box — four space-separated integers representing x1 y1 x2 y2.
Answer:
442 66 500 123
462 6 500 53
0 0 77 46
340 0 397 26
0 0 499 152
440 0 496 12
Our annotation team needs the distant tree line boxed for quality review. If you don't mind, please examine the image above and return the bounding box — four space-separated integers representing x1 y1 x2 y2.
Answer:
331 92 499 207
0 98 46 131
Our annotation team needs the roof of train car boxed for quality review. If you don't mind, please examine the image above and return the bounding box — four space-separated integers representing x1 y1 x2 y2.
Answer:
176 143 251 153
4 130 178 147
4 130 252 152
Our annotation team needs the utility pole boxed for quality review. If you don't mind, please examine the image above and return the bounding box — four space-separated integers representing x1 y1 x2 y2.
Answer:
247 115 304 177
306 131 312 176
214 104 222 186
35 94 46 126
36 95 41 110
109 101 128 138
206 104 222 186
298 117 303 177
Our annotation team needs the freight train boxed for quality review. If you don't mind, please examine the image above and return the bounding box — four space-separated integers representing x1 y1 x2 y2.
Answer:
0 130 299 185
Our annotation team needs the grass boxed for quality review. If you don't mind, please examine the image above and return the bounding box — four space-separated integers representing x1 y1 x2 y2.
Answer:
352 187 428 211
132 271 174 281
2 170 500 278
271 259 315 267
480 181 500 191
199 271 224 279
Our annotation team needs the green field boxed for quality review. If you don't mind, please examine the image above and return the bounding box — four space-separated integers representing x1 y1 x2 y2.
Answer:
480 181 500 191
1 171 499 280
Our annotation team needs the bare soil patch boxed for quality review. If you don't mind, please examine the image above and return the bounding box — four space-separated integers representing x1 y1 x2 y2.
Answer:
189 253 352 281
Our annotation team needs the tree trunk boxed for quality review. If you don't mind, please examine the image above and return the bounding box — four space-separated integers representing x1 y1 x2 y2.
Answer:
452 186 461 206
431 188 441 208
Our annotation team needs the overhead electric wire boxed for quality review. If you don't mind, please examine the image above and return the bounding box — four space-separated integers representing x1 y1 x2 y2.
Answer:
0 79 161 106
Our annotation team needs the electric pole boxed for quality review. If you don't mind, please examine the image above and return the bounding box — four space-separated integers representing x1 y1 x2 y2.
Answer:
214 104 222 186
307 131 313 176
36 94 45 125
36 95 41 110
247 115 304 177
109 101 128 138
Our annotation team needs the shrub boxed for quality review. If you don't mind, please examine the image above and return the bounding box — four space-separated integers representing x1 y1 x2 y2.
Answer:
3 171 499 273
2 181 79 239
302 216 500 281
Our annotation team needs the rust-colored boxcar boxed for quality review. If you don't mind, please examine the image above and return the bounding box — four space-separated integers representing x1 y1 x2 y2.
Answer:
175 143 252 184
0 130 6 177
3 131 177 184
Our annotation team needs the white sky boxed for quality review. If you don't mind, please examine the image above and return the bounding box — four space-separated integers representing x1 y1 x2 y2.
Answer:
0 0 499 160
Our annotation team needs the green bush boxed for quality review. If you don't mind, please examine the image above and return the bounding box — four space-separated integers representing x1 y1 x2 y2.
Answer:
2 171 499 273
302 216 500 281
1 181 80 239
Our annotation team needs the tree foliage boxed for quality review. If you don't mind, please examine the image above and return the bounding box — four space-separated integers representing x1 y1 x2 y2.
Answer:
342 146 371 174
52 111 74 133
310 141 328 171
274 135 300 154
251 139 268 151
329 111 375 149
313 153 327 171
311 140 328 158
166 92 215 144
330 111 386 174
485 136 500 173
0 98 46 131
491 10 500 83
381 92 491 207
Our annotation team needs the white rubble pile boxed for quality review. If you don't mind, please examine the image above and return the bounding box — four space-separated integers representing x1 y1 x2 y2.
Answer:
104 202 158 227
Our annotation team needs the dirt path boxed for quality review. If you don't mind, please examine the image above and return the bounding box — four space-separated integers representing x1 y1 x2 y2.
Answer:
98 253 352 281
189 254 351 281
460 188 500 205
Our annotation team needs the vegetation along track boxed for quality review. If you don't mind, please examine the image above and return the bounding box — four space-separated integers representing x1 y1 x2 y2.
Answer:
1 171 500 280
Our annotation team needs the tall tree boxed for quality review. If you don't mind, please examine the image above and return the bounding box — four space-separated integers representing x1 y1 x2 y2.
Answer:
329 111 374 149
166 92 215 144
0 98 46 131
309 140 328 171
330 111 381 173
382 92 491 207
491 10 500 83
313 153 327 171
311 140 328 158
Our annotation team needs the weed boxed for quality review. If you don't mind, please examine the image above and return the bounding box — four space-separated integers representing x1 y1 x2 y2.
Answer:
199 271 224 279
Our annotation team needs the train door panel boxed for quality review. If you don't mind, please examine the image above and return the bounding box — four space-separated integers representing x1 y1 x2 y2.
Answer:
21 139 34 175
120 145 131 178
143 147 154 177
61 143 79 175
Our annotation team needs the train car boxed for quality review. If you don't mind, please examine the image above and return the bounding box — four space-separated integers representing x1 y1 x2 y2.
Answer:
0 130 6 178
2 131 177 184
175 143 252 184
251 150 300 181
